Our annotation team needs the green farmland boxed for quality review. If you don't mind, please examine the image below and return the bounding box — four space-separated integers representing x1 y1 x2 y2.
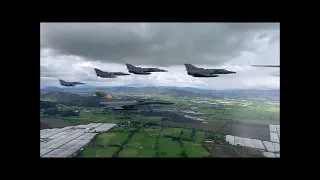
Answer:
80 125 210 158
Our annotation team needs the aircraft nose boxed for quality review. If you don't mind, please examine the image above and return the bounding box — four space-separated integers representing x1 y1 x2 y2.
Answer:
228 71 236 74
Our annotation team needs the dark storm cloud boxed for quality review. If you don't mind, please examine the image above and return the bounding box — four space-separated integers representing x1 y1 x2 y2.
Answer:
40 23 279 66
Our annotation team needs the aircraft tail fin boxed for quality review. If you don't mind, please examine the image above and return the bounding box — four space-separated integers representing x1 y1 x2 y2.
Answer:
94 90 113 99
125 64 137 70
184 63 197 71
94 68 105 75
58 79 65 84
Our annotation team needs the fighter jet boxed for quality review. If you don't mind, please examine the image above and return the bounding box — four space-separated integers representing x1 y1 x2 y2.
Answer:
94 90 174 111
184 63 236 77
94 68 130 78
59 79 84 86
125 64 167 75
251 65 280 67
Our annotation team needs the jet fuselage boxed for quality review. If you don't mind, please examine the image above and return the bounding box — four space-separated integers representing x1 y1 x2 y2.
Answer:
193 68 236 74
99 99 173 110
94 68 130 78
59 79 84 86
126 64 167 74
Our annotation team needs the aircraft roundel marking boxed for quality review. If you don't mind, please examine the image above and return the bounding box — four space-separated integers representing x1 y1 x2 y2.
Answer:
105 95 112 99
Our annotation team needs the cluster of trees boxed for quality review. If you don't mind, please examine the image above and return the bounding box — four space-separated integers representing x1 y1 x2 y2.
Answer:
156 152 167 156
108 144 121 147
144 122 158 126
178 131 188 157
92 112 109 116
180 150 188 157
40 101 57 109
116 116 131 120
190 129 196 140
42 108 79 117
162 128 196 142
205 132 226 144
59 96 100 107
155 130 161 157
112 127 130 132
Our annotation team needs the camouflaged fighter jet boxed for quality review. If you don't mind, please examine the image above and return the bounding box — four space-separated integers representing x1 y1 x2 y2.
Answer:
94 90 174 110
251 65 280 67
184 63 236 77
125 64 167 75
94 68 130 78
58 79 84 86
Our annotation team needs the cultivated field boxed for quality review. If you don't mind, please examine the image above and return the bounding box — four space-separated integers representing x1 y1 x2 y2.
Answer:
80 125 210 158
119 133 157 157
156 120 225 132
92 132 129 145
80 147 119 157
182 141 210 157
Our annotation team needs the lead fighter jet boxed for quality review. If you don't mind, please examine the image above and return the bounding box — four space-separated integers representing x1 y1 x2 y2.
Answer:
125 64 167 75
94 68 130 78
184 63 236 77
94 90 174 111
59 79 84 86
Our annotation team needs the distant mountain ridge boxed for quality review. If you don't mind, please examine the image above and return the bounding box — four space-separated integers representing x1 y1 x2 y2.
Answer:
41 91 101 107
41 86 279 103
41 87 213 98
41 85 279 94
41 86 279 108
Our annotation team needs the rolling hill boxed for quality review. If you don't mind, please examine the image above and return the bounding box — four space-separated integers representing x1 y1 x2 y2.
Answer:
41 91 100 107
40 86 212 98
40 86 279 102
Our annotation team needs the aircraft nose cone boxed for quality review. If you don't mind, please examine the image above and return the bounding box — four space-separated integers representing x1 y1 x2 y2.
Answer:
228 71 236 74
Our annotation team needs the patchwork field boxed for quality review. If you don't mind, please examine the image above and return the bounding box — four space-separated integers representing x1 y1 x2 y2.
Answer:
81 147 119 157
198 104 279 125
162 127 183 137
119 133 157 157
80 125 210 158
157 138 182 157
92 132 129 145
182 141 210 157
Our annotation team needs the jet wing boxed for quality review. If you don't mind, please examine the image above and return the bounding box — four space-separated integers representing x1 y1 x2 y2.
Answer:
102 74 117 78
71 82 84 84
192 72 219 77
132 71 151 75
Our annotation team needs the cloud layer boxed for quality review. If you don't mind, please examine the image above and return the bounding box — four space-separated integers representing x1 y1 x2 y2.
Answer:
40 23 280 89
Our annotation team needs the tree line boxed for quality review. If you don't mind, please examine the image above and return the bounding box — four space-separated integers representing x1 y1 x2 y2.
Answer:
42 108 79 117
112 127 140 157
40 101 57 109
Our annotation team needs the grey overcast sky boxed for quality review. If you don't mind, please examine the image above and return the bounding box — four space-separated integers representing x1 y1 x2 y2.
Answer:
40 23 280 89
